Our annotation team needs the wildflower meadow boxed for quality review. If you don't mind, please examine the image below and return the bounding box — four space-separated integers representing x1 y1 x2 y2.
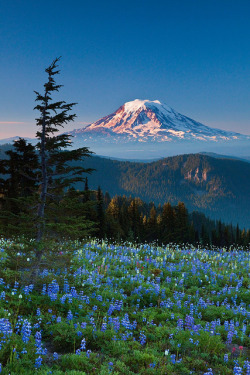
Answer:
0 238 249 374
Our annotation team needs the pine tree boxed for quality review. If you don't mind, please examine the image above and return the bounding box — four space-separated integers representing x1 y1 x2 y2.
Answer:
245 229 250 247
104 192 111 208
236 224 240 244
161 202 175 243
0 139 39 237
33 57 93 249
83 176 91 202
106 197 122 239
106 197 120 220
46 187 95 240
201 224 210 246
188 222 196 244
0 58 95 267
0 139 38 199
119 202 130 239
175 202 189 243
146 204 158 242
211 229 219 246
128 198 142 241
217 220 224 246
240 229 246 246
96 186 105 238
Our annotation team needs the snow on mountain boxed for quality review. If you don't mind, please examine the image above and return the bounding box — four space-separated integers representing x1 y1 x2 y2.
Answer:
69 99 247 143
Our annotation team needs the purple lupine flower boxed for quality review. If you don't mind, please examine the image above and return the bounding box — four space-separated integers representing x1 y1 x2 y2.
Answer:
177 318 183 330
108 361 113 371
233 365 243 375
203 369 213 375
244 360 250 375
53 352 59 361
67 310 73 321
21 319 32 343
139 331 146 345
170 354 176 364
226 330 234 344
80 338 86 351
35 356 42 369
41 284 46 295
86 350 91 358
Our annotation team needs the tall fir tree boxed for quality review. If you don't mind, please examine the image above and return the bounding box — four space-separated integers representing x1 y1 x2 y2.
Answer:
0 58 95 265
33 57 94 248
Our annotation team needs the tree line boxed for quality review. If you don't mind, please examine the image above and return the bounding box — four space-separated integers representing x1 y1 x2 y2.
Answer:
81 186 250 247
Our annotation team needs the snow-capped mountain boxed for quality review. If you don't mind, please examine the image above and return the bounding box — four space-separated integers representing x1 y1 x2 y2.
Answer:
69 99 247 143
0 100 249 159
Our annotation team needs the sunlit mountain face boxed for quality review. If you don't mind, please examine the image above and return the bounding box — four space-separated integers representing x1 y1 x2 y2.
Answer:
69 99 247 142
63 99 249 159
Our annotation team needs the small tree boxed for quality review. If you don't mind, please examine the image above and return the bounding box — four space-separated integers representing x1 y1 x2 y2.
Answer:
0 138 38 199
1 58 94 269
0 138 39 237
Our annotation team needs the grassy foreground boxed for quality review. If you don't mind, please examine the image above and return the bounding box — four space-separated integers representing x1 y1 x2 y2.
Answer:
0 239 249 374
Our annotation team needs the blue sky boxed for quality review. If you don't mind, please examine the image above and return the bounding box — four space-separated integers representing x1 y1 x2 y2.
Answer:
0 0 249 138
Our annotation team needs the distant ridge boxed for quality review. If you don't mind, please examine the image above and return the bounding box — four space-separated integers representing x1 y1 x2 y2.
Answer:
199 152 250 163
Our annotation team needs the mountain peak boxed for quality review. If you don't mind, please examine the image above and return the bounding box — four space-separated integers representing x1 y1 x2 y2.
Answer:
123 99 175 117
124 99 163 112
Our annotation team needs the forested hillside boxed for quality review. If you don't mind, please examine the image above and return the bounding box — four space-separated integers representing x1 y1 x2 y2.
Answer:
1 145 249 227
77 153 250 228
